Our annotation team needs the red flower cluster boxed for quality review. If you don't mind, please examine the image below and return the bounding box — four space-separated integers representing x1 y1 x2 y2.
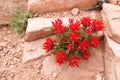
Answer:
68 33 79 42
43 38 54 52
90 36 99 48
69 19 80 32
56 51 67 65
91 19 103 32
81 17 91 26
79 40 88 52
43 17 103 67
69 56 80 67
52 19 66 35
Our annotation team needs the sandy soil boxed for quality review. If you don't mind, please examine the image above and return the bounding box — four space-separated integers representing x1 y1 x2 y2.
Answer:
0 26 48 80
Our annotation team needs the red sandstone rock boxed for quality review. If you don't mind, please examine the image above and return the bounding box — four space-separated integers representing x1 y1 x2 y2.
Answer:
101 3 120 43
28 0 99 14
104 33 120 80
109 0 120 5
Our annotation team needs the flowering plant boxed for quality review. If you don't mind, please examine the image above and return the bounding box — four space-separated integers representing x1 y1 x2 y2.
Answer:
43 17 103 67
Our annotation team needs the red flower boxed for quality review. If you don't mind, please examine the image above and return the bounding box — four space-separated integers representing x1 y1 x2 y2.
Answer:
53 39 57 43
66 44 74 50
69 19 80 32
90 36 100 48
69 18 74 24
91 19 103 31
52 19 66 34
82 51 90 60
79 40 88 52
81 17 91 27
56 51 67 65
43 38 54 52
85 27 92 35
69 56 80 67
68 33 80 42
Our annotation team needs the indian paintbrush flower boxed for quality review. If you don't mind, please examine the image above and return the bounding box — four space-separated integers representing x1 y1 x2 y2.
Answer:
43 17 103 67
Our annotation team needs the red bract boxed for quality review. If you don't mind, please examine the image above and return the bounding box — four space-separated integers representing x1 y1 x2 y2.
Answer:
81 17 91 27
53 39 57 43
85 27 92 35
43 38 54 52
69 56 80 67
69 19 80 32
90 36 100 48
56 51 67 65
79 40 88 52
52 19 66 34
91 19 103 31
69 18 74 24
66 44 74 50
82 51 90 60
68 33 80 42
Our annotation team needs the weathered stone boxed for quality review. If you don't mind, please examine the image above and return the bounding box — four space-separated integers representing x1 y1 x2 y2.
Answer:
22 37 48 63
0 0 27 25
28 0 99 14
104 33 120 80
41 42 104 80
71 8 79 16
109 0 120 5
101 3 120 43
25 17 70 42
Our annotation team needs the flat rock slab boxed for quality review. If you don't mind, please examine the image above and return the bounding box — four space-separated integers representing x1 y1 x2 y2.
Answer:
22 37 47 63
25 17 70 42
104 33 120 80
101 3 120 43
28 0 99 14
105 33 120 57
41 43 104 80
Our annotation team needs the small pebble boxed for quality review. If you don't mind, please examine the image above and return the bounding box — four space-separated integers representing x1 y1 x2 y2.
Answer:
71 8 79 16
52 72 58 78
